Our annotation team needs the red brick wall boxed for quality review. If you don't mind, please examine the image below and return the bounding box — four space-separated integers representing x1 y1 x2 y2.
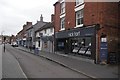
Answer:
53 1 119 62
83 2 119 61
65 2 75 30
54 2 75 32
84 2 119 27
84 2 99 25
54 2 60 32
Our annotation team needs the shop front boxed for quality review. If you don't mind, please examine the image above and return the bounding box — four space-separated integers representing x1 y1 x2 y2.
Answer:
40 35 54 53
55 25 98 60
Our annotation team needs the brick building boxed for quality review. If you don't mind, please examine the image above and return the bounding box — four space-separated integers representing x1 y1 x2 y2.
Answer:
16 22 32 47
54 0 119 64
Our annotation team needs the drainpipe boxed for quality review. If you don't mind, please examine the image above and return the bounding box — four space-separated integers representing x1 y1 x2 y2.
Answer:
96 32 98 64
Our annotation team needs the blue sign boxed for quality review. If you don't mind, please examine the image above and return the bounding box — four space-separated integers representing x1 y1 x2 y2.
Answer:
100 42 108 64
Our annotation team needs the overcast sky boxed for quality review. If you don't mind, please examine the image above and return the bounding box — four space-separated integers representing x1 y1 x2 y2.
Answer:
0 0 57 36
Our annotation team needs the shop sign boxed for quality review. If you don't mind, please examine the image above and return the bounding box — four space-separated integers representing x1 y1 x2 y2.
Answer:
100 42 108 64
55 26 96 39
68 31 81 37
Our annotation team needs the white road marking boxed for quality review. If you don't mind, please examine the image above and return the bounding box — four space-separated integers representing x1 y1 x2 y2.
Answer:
15 56 28 79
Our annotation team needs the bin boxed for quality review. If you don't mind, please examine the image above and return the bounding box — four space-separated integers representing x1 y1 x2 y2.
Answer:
34 48 39 55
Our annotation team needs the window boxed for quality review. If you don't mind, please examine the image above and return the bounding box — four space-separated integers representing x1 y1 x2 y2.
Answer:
30 30 32 37
50 28 53 33
76 9 83 26
38 41 40 47
60 17 65 30
76 0 84 6
44 29 47 34
44 42 47 48
61 2 65 14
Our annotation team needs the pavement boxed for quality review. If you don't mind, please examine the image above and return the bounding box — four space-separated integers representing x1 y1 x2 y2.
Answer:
2 44 27 78
16 46 119 79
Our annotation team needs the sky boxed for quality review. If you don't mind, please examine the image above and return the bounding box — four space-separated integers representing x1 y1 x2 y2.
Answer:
0 0 57 36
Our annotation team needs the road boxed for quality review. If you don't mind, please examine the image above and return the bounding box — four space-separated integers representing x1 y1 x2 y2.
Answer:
3 44 89 78
0 44 2 79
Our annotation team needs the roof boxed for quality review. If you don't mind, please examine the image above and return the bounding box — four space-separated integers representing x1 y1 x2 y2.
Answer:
35 22 54 32
17 29 23 35
26 25 33 31
34 21 49 32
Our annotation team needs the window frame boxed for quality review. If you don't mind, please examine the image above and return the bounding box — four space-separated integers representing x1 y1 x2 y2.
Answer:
76 0 84 6
75 9 84 27
60 17 65 30
60 2 65 14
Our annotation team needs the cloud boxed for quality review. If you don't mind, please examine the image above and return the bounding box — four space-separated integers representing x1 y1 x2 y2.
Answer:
0 0 57 35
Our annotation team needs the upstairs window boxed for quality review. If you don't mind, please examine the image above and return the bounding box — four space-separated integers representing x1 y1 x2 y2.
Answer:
44 29 47 34
61 2 65 14
60 17 65 30
76 9 83 26
76 0 84 6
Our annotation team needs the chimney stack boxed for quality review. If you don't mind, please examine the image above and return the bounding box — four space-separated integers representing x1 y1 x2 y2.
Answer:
26 22 32 25
40 14 43 22
51 14 55 22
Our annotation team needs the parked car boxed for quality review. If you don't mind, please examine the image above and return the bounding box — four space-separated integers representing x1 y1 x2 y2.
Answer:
11 42 18 47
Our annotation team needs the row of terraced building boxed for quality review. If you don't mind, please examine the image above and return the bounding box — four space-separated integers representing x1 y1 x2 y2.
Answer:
16 0 120 64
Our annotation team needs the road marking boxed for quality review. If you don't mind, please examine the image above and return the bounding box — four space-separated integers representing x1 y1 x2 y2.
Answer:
15 57 28 79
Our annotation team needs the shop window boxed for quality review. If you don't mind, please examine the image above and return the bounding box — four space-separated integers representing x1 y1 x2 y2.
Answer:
78 46 87 54
71 37 92 56
44 42 47 48
72 47 79 53
85 48 91 56
85 37 91 47
58 42 65 50
76 9 83 27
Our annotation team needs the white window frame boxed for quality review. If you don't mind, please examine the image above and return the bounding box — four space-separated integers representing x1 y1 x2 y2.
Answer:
60 17 65 30
76 0 84 7
60 2 65 14
75 9 84 28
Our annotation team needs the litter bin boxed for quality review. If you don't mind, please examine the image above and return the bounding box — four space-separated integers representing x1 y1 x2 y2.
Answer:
34 48 39 55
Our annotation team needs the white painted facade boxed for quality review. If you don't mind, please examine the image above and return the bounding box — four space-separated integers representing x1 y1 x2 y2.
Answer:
35 26 54 52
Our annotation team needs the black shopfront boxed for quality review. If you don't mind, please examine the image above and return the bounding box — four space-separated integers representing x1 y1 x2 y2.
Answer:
55 25 97 60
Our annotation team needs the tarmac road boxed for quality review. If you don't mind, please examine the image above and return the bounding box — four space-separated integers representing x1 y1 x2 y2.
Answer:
0 44 2 79
3 44 89 78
